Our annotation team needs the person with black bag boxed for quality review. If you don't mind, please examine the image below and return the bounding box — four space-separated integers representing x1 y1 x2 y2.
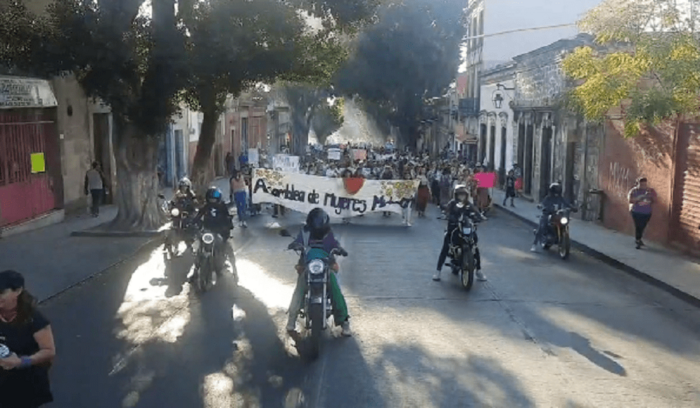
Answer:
0 270 55 408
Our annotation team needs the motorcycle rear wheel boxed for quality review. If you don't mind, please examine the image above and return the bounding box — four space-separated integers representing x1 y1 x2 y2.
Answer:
308 304 323 360
460 249 475 291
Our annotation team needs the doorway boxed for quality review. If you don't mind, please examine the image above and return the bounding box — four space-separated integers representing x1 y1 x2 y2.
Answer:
479 124 487 165
93 113 112 204
241 117 249 152
524 124 534 195
540 126 553 200
499 126 507 185
488 125 496 171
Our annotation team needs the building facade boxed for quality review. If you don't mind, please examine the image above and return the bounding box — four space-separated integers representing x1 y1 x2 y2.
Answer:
479 63 516 183
511 35 594 202
463 0 601 162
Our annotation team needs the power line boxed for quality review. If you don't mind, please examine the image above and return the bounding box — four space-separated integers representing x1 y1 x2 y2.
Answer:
464 23 577 41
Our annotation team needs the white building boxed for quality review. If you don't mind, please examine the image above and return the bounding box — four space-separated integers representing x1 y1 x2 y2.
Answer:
463 0 602 169
479 63 516 182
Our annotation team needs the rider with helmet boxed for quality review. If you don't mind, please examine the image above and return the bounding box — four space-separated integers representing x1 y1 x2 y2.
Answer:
433 185 486 282
286 208 351 337
173 177 197 212
532 182 572 252
194 186 233 272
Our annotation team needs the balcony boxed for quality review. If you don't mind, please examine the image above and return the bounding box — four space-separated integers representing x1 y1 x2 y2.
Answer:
458 98 479 116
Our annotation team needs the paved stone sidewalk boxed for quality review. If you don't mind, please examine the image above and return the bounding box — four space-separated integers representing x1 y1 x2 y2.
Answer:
0 178 231 302
492 189 700 304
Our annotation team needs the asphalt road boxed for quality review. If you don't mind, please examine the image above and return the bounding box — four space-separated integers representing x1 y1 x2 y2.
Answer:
43 207 700 408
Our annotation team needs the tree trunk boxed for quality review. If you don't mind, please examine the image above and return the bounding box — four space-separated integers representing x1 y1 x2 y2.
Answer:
291 110 313 155
109 122 163 231
190 108 220 195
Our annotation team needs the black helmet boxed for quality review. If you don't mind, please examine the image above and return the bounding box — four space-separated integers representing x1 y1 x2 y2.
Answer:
549 182 562 196
306 208 330 236
205 186 223 203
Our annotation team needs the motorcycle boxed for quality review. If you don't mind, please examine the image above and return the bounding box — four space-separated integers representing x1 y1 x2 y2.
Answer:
164 202 196 257
536 206 578 260
444 210 480 291
190 226 222 293
288 241 348 359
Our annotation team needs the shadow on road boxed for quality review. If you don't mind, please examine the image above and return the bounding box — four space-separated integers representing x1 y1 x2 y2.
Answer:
45 235 333 408
375 343 534 408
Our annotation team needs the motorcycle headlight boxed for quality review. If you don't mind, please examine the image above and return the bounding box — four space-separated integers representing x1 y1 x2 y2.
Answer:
202 233 215 245
171 208 180 217
308 259 325 275
560 217 569 225
462 227 472 235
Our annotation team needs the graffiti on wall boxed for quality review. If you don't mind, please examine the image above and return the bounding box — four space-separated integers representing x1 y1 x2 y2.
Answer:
609 162 631 199
514 61 564 107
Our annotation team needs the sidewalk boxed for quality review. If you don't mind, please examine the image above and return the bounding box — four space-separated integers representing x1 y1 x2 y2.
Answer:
0 178 233 301
0 206 152 302
492 189 700 306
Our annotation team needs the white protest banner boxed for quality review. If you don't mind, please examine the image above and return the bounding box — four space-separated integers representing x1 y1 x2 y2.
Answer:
272 154 300 173
248 148 259 167
252 169 419 217
327 148 342 160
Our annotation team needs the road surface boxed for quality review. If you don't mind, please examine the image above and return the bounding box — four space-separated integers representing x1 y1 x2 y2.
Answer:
44 208 700 407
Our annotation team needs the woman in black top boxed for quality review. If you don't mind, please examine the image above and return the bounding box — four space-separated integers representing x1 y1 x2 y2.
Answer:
0 270 55 408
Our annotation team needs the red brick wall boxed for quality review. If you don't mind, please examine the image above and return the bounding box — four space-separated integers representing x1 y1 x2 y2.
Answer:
599 119 675 243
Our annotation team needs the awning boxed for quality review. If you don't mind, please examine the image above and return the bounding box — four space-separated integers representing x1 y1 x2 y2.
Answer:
0 76 58 109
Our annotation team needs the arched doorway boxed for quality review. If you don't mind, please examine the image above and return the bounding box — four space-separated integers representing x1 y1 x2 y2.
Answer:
479 123 487 164
499 126 507 185
488 124 496 171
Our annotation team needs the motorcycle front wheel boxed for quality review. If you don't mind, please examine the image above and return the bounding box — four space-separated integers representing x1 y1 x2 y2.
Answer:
460 249 475 291
308 304 323 360
559 230 571 260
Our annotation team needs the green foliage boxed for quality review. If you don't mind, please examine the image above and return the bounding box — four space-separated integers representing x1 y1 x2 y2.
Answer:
334 0 466 144
562 0 700 137
0 0 187 136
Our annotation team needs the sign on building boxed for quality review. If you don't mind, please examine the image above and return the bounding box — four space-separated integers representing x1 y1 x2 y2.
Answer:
0 76 58 109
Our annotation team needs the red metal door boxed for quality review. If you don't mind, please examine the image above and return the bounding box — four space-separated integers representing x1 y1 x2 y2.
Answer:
0 110 59 228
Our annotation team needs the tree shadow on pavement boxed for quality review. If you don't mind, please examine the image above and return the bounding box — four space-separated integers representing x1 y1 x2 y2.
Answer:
312 336 389 408
45 239 325 408
373 343 535 408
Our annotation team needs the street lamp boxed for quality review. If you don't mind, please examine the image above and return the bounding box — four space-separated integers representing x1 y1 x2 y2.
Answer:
493 92 504 109
492 83 515 109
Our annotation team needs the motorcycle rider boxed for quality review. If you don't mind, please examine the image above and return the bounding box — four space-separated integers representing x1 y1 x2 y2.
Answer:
531 182 572 252
165 177 198 253
286 208 351 337
193 187 233 274
173 177 197 211
433 185 487 282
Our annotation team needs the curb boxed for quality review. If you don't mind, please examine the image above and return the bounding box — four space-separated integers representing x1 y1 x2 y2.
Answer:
494 203 700 309
71 230 164 238
38 237 162 305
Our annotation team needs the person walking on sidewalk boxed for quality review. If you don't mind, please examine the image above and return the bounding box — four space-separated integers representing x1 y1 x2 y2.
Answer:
628 177 656 249
230 170 248 228
503 169 517 207
0 270 56 408
84 162 106 217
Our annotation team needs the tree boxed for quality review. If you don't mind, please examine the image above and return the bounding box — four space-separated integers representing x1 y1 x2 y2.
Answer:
335 0 466 147
181 0 377 187
0 0 378 229
311 97 344 144
562 0 700 137
0 0 188 231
